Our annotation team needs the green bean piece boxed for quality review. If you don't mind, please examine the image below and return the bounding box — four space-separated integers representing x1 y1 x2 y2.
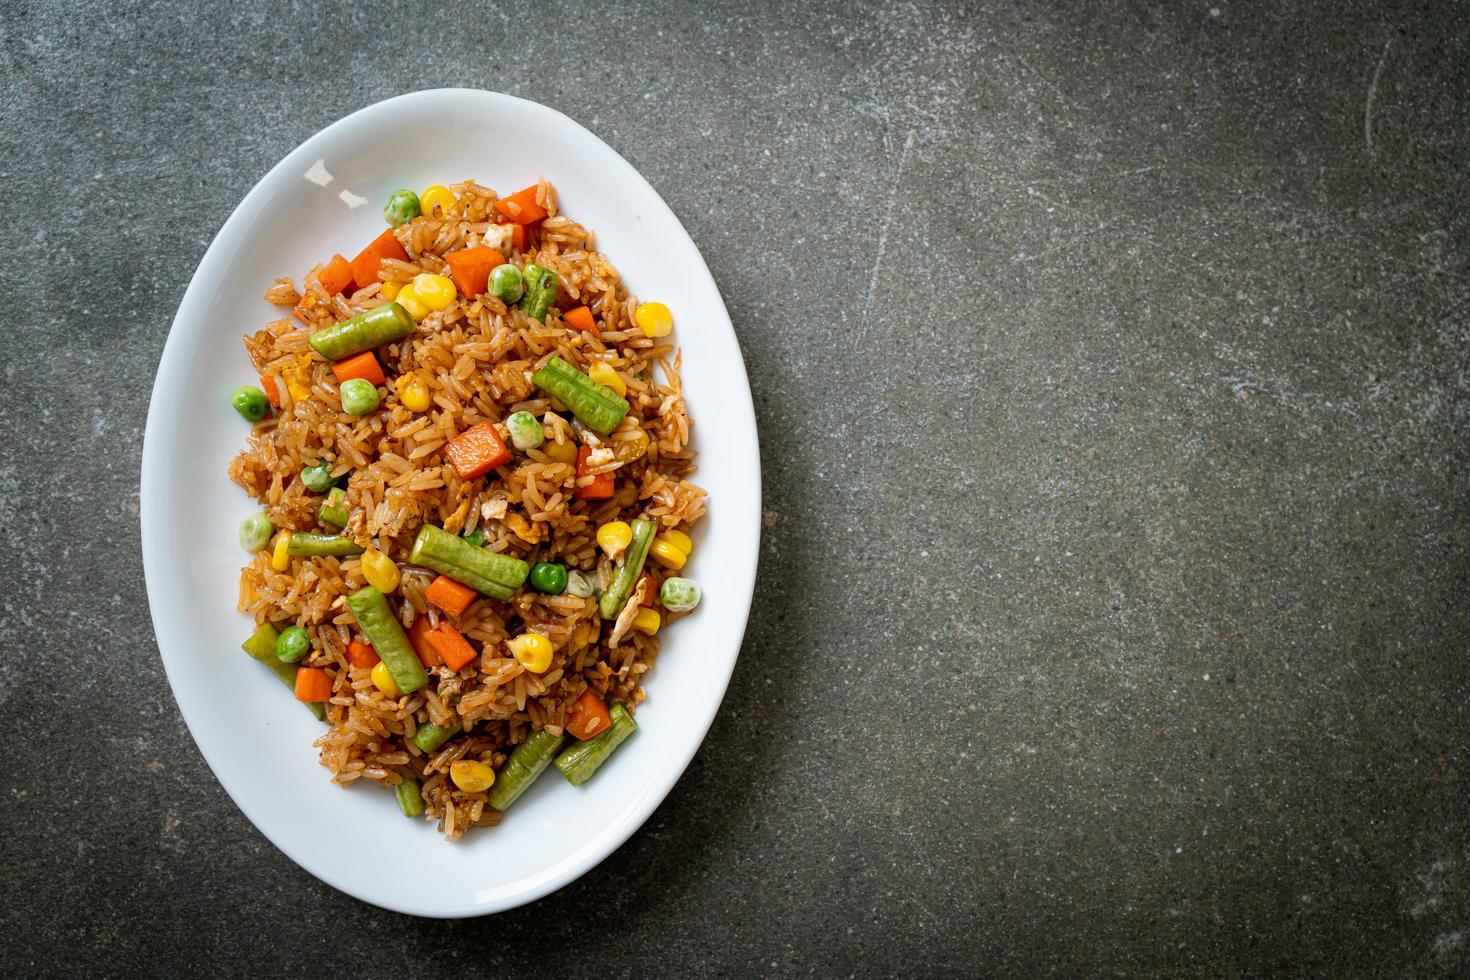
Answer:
275 625 310 663
599 519 656 619
518 264 558 322
339 378 380 415
528 562 567 595
410 723 461 753
318 487 350 529
238 512 274 552
344 587 429 694
529 356 630 436
658 577 702 613
300 461 335 492
505 410 544 451
486 730 566 811
308 302 415 360
554 702 637 786
231 386 270 422
287 532 365 558
408 525 529 599
395 777 425 817
241 623 325 720
489 263 524 303
383 189 421 228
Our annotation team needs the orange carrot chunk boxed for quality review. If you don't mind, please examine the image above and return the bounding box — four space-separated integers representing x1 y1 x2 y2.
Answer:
575 445 615 501
294 667 333 702
260 375 281 409
425 575 477 618
445 422 513 479
318 253 354 296
494 185 548 225
564 305 599 337
345 639 379 669
566 690 613 740
510 223 528 252
409 616 442 668
443 247 506 298
349 228 409 291
637 572 658 607
425 622 480 673
331 351 385 386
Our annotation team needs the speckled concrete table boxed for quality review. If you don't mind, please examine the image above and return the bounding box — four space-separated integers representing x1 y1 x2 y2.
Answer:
3 1 1467 975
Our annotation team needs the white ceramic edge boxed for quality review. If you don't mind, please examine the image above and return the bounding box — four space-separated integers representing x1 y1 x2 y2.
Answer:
139 89 760 918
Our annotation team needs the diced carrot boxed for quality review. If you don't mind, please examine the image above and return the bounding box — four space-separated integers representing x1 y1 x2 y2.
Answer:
445 422 512 479
510 223 528 252
260 375 281 409
294 667 333 702
564 305 599 337
350 228 409 291
318 253 354 295
410 616 442 668
566 690 613 740
292 291 317 324
443 247 506 298
425 575 477 617
425 622 479 673
494 185 548 225
331 351 385 386
345 639 379 669
637 572 658 607
575 445 615 500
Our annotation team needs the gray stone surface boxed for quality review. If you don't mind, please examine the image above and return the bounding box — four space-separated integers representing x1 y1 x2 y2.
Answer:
2 0 1468 975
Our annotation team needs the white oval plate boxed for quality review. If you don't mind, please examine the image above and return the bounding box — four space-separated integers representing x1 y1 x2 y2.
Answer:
140 90 759 918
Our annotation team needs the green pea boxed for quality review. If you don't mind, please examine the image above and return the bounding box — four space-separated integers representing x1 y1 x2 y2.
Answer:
659 577 701 613
505 410 544 451
238 512 274 552
275 625 310 663
489 263 524 303
461 528 486 547
300 462 335 492
383 189 421 227
340 378 380 415
231 386 270 422
528 561 567 595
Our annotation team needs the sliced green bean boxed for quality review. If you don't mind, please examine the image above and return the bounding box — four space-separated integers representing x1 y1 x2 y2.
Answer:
530 356 629 435
308 302 415 360
518 264 558 322
395 777 425 817
241 623 325 720
318 487 350 529
599 519 656 619
554 702 636 786
408 525 528 599
486 729 565 811
411 722 460 753
287 532 364 558
344 587 429 694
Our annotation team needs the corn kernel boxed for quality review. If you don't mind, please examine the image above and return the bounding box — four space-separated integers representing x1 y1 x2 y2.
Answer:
395 284 430 321
661 529 693 556
634 301 673 338
632 607 661 635
588 362 626 397
411 273 457 312
449 759 495 793
361 548 400 593
396 375 432 413
597 520 633 559
270 531 291 571
371 660 400 698
649 537 687 570
507 632 554 673
544 438 577 463
380 281 401 301
420 184 457 217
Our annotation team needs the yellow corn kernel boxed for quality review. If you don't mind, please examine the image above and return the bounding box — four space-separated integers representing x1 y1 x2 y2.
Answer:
597 520 633 558
507 632 554 673
588 362 626 397
396 375 432 412
632 607 661 635
270 531 291 571
421 184 457 217
449 759 496 793
649 537 687 570
395 283 430 321
361 548 400 593
634 301 673 338
411 273 457 312
661 529 693 556
371 660 400 698
544 438 577 463
380 281 401 301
